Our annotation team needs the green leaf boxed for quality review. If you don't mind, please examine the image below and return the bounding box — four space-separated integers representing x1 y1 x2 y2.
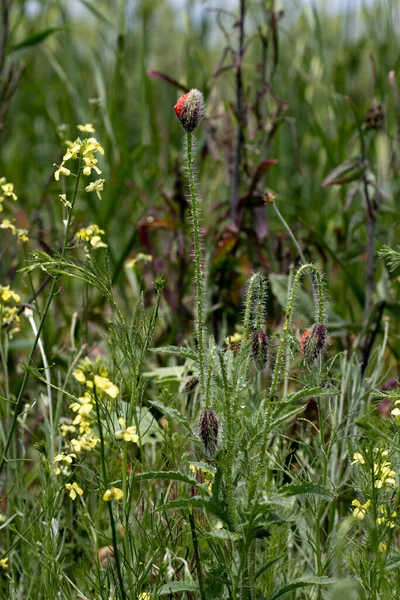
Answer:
10 28 64 53
271 405 306 429
158 496 231 525
77 0 115 27
148 399 194 435
268 576 336 600
131 471 206 490
269 273 314 321
322 156 367 187
280 483 334 500
255 553 285 581
149 345 198 361
158 581 200 595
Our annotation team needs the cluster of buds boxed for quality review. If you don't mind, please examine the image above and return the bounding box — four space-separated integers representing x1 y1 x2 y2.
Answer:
174 89 205 132
300 323 328 364
251 330 269 372
199 409 219 457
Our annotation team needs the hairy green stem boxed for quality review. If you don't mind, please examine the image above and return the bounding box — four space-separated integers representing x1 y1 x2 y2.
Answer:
188 508 207 600
257 263 325 473
186 132 206 398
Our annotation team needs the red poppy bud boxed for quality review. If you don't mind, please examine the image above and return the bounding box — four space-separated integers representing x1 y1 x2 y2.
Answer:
300 323 329 364
251 330 269 371
199 409 219 457
174 89 205 132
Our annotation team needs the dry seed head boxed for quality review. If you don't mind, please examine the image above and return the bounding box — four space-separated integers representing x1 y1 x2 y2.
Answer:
199 409 219 457
174 89 205 132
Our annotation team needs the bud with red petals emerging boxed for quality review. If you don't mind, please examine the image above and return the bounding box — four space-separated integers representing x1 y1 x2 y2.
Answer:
174 89 205 132
199 409 219 456
251 330 269 371
300 323 328 364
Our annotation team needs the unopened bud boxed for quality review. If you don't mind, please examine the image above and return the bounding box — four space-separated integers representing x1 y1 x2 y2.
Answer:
199 409 219 456
179 375 199 394
251 330 269 371
174 89 205 132
300 323 328 364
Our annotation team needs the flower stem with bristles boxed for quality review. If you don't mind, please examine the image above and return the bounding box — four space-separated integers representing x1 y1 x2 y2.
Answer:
186 131 206 399
257 263 325 478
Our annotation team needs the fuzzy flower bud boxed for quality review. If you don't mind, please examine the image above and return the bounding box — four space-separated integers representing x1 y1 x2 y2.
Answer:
174 89 205 132
300 323 328 364
179 375 199 394
251 330 269 371
199 409 219 457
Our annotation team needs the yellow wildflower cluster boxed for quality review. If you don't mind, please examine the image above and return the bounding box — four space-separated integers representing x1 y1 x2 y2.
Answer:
351 448 395 489
0 178 17 212
189 463 214 493
53 452 76 476
65 481 83 500
76 223 107 250
376 505 397 528
103 487 123 502
0 285 21 337
53 131 105 198
0 218 29 243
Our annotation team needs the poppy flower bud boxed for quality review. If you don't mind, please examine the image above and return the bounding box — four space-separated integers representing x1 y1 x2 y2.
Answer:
174 89 205 132
300 323 328 364
199 409 219 456
251 330 269 371
179 375 199 394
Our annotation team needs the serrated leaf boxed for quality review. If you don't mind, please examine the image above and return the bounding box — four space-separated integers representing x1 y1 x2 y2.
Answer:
322 156 367 188
158 581 200 595
149 345 198 361
148 399 194 435
268 576 336 600
280 483 334 500
10 28 64 52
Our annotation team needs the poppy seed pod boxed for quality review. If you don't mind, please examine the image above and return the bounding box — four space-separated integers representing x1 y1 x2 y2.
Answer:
300 323 328 364
251 330 269 371
174 89 205 132
199 409 219 456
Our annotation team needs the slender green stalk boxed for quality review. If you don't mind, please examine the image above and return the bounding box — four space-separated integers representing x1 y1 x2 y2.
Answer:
271 201 307 265
186 132 206 398
94 389 126 600
0 166 81 476
188 507 207 600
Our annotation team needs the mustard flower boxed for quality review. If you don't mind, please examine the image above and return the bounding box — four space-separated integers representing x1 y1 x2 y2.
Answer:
1 286 20 303
351 452 365 465
60 424 76 437
70 434 100 453
0 285 21 336
53 162 71 181
63 140 82 161
85 178 105 199
77 123 95 133
351 499 371 520
0 219 15 234
391 401 400 423
379 542 387 552
65 481 83 500
0 557 8 570
54 453 76 475
0 219 29 243
103 487 123 502
76 224 107 249
116 418 139 444
82 137 104 156
82 155 102 176
0 180 17 201
73 369 87 384
377 505 397 527
139 594 151 600
374 462 396 488
59 194 72 208
94 374 119 398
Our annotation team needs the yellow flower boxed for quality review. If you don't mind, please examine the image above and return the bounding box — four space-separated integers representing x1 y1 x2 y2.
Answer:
103 487 123 502
76 224 107 249
65 481 83 500
60 424 76 436
70 434 100 453
0 219 16 234
85 178 105 199
77 123 95 133
352 499 371 520
82 154 102 176
54 453 76 475
351 452 365 465
53 162 71 181
126 253 153 268
94 375 119 398
379 542 387 552
116 418 139 444
1 182 17 200
138 594 151 600
73 369 87 384
82 137 104 156
0 557 8 569
63 140 82 161
1 286 20 303
17 229 29 243
374 462 396 488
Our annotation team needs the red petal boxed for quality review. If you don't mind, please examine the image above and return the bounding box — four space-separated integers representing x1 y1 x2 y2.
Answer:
174 93 190 117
